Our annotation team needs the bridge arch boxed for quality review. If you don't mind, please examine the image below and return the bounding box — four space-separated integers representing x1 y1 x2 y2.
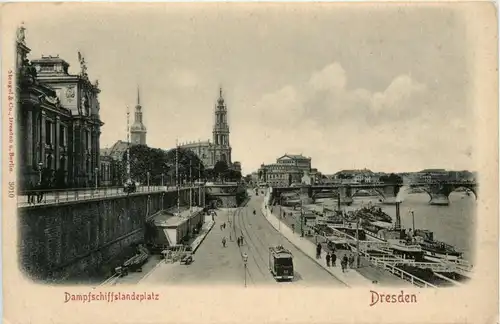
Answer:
452 186 478 200
311 189 340 201
418 187 434 203
350 188 386 199
418 185 477 202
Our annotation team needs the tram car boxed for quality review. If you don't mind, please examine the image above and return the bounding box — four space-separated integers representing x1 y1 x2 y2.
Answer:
269 245 294 281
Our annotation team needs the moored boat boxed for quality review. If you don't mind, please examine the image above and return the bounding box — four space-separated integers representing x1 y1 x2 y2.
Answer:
413 229 463 262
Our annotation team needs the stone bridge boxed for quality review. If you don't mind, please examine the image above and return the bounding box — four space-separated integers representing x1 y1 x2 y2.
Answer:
270 183 403 206
409 181 478 205
205 182 247 208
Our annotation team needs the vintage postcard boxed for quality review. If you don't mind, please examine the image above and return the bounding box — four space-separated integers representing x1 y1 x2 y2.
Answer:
1 2 498 324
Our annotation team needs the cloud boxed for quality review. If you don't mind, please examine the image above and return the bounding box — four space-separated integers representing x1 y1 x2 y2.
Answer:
169 69 200 88
235 62 474 173
245 62 428 128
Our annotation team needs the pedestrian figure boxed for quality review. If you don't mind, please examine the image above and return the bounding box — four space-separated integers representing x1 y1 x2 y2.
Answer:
349 254 355 268
237 237 240 247
36 182 44 203
331 252 337 267
27 181 35 204
222 237 227 248
316 243 322 259
326 253 331 267
239 236 244 246
342 255 348 272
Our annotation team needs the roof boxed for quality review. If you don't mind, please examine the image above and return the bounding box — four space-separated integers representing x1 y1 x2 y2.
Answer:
277 154 311 161
270 246 293 256
419 169 447 173
100 147 112 156
149 207 203 227
335 169 373 175
103 140 130 160
131 121 147 132
370 221 393 229
179 140 212 148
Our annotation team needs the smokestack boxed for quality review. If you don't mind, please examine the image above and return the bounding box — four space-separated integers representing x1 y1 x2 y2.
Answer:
395 201 401 230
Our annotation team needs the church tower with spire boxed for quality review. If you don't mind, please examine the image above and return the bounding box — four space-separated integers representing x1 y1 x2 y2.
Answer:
130 87 147 145
212 87 232 165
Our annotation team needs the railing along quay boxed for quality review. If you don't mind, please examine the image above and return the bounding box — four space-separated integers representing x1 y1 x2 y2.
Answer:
17 185 200 207
319 231 437 288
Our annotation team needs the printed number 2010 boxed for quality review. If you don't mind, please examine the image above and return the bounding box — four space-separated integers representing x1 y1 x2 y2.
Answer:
8 182 15 198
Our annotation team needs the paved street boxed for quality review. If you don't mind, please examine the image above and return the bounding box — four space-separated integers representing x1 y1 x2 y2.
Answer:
140 195 344 286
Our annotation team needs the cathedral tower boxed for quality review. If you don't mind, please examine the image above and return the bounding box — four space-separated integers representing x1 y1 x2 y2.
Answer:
130 87 147 145
212 87 231 165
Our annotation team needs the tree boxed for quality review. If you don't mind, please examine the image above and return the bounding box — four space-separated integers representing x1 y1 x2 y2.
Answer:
337 173 353 180
203 168 215 182
164 147 205 184
122 145 169 185
213 160 229 182
379 173 403 184
226 169 242 182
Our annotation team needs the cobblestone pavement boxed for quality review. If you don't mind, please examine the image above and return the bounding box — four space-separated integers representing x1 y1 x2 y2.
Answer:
140 199 344 286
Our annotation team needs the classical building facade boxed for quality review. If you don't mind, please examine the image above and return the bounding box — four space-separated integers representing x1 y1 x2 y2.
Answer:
17 25 103 189
258 154 312 187
131 88 147 145
179 88 233 169
178 140 214 168
99 140 130 186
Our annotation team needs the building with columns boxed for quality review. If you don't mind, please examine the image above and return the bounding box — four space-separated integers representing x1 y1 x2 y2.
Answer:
179 87 234 169
131 88 147 145
258 154 313 187
17 25 103 189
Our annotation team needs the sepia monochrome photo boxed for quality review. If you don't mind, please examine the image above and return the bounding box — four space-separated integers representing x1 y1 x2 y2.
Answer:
1 2 498 324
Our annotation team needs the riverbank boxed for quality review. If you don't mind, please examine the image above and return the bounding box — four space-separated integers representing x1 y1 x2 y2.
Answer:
263 200 410 287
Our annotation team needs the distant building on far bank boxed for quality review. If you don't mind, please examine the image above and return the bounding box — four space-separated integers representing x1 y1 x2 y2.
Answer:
334 169 375 183
258 153 313 187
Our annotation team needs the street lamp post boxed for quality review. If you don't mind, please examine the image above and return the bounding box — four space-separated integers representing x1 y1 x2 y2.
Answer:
161 173 164 187
278 197 281 233
242 253 248 287
147 171 150 191
410 210 415 232
189 161 192 212
95 167 99 190
300 199 304 237
356 212 360 268
38 162 43 184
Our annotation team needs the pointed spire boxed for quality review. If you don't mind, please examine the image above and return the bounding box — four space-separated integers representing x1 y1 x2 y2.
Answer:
137 86 140 106
217 85 225 105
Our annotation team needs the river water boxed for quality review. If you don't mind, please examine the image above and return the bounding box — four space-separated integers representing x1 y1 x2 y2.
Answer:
318 192 476 262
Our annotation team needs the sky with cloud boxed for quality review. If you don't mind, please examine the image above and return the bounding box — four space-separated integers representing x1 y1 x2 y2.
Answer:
20 3 476 174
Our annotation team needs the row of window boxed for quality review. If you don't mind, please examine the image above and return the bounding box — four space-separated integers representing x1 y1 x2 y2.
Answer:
44 154 67 171
43 120 67 147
